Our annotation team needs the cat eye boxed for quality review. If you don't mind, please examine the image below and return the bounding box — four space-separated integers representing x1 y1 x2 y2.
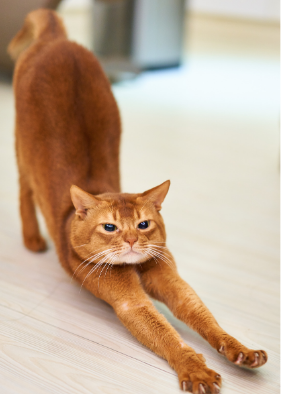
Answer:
138 220 150 230
103 223 117 232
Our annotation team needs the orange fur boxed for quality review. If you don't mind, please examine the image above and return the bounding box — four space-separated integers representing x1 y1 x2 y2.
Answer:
9 9 267 394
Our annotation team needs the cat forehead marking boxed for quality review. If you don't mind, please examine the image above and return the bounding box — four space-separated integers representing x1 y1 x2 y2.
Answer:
115 198 140 220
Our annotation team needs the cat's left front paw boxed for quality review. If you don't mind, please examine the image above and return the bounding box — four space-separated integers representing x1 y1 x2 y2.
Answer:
218 341 267 368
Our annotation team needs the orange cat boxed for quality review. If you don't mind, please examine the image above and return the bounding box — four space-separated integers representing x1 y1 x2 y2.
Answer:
8 9 267 394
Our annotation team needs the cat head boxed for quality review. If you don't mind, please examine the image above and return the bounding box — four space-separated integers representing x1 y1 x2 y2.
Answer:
70 181 170 265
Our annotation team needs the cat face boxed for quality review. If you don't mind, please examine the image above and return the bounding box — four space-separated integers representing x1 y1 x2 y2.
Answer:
70 181 170 265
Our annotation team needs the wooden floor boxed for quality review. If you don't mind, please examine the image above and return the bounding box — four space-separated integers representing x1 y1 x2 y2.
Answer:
0 10 279 394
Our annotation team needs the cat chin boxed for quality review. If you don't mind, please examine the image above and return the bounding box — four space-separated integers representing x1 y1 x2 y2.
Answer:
116 251 147 265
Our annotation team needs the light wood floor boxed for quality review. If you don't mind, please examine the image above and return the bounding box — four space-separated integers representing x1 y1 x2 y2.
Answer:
0 10 279 394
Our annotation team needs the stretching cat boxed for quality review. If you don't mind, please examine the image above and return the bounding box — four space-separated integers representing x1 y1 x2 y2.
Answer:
8 9 267 394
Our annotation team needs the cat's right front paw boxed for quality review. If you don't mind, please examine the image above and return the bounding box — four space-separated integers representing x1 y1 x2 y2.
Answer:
179 364 222 393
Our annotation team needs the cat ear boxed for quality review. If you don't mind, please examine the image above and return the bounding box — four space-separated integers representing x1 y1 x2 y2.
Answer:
139 180 170 211
70 185 99 219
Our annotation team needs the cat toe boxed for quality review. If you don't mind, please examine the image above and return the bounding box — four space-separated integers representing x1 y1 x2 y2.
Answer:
198 383 206 394
182 381 192 392
218 345 225 355
213 383 220 393
219 340 268 369
250 352 259 367
235 352 244 365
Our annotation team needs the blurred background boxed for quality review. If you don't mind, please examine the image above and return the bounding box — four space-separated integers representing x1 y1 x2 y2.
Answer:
0 1 279 393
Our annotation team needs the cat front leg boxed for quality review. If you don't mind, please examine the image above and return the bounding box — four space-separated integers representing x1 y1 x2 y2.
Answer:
115 295 222 394
139 257 268 370
70 256 221 393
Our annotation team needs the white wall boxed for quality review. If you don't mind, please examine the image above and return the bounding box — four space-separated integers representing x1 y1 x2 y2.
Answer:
59 0 280 22
187 0 280 22
59 0 92 10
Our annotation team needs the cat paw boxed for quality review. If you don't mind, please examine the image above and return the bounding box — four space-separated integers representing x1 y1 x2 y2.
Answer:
24 235 47 252
180 366 222 393
218 342 267 369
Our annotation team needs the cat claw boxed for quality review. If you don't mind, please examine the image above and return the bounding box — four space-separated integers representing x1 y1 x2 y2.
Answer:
217 340 267 369
235 352 244 365
261 350 267 361
199 383 206 394
213 383 220 393
182 381 192 392
250 352 259 367
219 345 225 354
180 366 221 393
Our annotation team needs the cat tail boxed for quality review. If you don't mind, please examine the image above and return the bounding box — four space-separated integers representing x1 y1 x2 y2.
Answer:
8 9 67 61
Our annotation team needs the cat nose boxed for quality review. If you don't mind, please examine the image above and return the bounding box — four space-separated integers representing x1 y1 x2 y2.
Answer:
125 236 138 248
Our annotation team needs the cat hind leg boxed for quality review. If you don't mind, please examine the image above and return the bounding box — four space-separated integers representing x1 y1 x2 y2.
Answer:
19 172 47 252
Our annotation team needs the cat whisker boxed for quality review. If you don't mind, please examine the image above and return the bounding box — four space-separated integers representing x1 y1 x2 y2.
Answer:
147 247 174 269
139 248 159 265
80 251 114 290
149 244 169 250
82 249 117 289
76 247 119 284
149 248 172 262
87 248 115 265
103 261 112 280
143 250 156 263
109 257 116 278
148 247 172 264
71 253 98 281
97 252 120 288
71 245 110 280
102 253 116 277
156 255 174 269
73 243 88 249
98 261 111 290
73 248 113 280
80 262 104 292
